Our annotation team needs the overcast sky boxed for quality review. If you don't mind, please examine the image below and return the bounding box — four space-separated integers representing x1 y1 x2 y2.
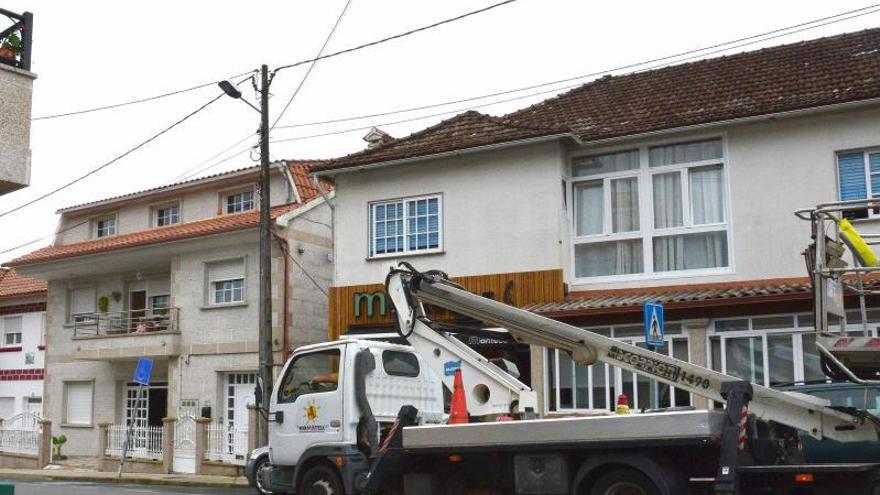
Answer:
0 0 877 263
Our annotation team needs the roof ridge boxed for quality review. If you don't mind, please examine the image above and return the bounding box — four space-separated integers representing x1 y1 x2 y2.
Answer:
506 27 880 124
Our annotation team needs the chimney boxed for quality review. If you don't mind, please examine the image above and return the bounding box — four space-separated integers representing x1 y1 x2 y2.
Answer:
363 127 393 149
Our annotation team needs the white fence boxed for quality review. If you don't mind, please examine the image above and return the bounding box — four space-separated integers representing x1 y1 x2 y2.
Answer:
106 424 163 460
205 422 248 465
0 412 40 455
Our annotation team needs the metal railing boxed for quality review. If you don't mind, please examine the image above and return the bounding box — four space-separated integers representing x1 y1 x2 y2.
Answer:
106 424 163 460
74 307 180 337
0 8 32 71
0 412 40 455
205 422 248 465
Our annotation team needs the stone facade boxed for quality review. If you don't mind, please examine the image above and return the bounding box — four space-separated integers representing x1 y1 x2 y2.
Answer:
0 63 34 195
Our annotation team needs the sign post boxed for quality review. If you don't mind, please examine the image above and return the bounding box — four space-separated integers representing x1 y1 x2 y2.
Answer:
643 302 665 410
118 357 153 478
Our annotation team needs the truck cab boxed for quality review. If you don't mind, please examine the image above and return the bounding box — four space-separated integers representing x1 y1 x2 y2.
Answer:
264 339 444 493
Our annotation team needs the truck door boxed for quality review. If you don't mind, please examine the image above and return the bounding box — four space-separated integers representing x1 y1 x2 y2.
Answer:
269 346 344 465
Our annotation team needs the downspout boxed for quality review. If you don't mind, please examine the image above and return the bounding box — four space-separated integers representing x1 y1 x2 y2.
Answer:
271 229 292 363
312 176 336 293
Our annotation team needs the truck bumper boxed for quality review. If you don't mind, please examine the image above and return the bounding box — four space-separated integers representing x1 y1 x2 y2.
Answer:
739 463 880 494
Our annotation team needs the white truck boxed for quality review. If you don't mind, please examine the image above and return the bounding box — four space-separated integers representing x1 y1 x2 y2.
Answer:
253 262 880 495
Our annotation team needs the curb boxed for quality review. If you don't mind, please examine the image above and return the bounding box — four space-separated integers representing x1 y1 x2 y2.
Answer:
0 470 249 488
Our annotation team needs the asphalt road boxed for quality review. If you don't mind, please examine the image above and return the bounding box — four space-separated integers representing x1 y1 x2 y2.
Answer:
0 479 254 495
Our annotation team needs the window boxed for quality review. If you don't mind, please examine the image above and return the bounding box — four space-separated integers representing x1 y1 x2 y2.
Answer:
837 150 880 219
2 316 22 346
277 349 340 403
69 287 96 323
207 259 245 305
64 381 93 426
369 195 441 257
224 190 255 214
382 350 420 377
546 324 690 412
571 138 728 279
94 215 116 238
154 203 180 227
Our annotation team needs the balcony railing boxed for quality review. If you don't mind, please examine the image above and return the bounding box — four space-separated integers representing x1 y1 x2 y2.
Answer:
73 308 180 337
0 8 32 71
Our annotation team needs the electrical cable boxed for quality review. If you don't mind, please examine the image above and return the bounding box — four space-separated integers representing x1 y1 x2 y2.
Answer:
270 3 880 143
32 70 254 121
0 93 226 220
270 0 353 130
271 0 518 73
273 1 880 130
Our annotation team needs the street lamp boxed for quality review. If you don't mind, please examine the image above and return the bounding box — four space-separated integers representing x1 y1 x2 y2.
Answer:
219 66 273 447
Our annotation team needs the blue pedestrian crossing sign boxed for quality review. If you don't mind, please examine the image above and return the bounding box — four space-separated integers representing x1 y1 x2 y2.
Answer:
644 302 665 347
133 357 154 386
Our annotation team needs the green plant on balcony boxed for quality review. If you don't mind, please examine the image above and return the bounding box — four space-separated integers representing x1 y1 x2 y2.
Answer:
0 31 21 60
97 296 110 314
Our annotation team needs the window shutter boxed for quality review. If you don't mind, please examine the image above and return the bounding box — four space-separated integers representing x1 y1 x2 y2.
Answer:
838 152 867 201
3 316 22 333
71 287 96 315
208 259 244 282
149 277 170 296
66 382 93 425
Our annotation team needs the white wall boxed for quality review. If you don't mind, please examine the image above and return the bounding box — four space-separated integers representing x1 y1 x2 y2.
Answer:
0 303 44 419
333 141 568 286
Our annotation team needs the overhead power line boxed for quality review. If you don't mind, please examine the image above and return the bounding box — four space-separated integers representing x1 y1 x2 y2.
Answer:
271 0 353 130
274 1 880 130
0 93 226 220
32 70 254 121
271 0 519 74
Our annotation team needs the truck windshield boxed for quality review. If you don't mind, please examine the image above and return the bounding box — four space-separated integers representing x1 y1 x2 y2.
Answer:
807 386 880 413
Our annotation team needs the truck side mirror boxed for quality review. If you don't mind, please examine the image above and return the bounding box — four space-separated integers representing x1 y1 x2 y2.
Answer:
254 378 264 409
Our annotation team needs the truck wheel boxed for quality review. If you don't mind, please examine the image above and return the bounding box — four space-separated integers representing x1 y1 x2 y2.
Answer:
298 464 344 495
589 468 660 495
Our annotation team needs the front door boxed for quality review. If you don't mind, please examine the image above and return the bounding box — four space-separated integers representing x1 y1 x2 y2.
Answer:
269 346 344 465
129 291 147 332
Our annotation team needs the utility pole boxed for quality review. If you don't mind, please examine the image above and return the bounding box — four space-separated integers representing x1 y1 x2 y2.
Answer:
258 64 273 447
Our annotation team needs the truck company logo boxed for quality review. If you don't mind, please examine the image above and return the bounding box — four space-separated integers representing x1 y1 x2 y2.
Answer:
607 345 682 383
299 399 326 432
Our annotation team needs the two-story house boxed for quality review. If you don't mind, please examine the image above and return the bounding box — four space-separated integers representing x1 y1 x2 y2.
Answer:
313 29 880 416
0 268 46 419
0 10 34 195
6 160 333 455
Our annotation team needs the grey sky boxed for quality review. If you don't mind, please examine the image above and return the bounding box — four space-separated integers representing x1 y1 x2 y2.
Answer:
0 0 877 263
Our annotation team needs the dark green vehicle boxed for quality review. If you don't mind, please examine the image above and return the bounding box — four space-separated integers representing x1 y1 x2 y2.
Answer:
781 382 880 463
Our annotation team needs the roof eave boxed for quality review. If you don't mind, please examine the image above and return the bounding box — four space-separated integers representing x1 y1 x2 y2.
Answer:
313 133 579 177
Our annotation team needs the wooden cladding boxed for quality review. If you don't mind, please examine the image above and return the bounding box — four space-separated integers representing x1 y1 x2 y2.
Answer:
328 269 564 340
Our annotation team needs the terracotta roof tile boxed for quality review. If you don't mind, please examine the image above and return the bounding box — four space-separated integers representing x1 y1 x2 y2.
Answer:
314 111 568 172
318 29 880 173
5 203 298 267
0 269 47 298
525 278 814 315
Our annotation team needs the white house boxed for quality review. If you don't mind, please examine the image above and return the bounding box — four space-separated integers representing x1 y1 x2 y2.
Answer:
0 268 46 419
314 28 880 415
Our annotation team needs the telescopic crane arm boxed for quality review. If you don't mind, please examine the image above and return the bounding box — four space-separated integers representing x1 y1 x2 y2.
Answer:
386 265 879 443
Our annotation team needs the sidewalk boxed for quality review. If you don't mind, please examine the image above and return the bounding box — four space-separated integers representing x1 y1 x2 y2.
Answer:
0 465 250 488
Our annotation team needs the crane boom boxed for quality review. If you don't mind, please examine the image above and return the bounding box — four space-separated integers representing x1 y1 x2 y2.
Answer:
386 266 879 443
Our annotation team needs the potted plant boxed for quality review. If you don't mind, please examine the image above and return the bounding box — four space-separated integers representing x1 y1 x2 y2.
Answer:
97 296 110 314
52 434 67 460
0 32 21 60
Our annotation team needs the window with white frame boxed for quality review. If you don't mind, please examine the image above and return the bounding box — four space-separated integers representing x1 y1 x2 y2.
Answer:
836 149 880 219
369 195 441 257
546 323 691 412
571 138 729 279
2 316 22 346
704 311 877 391
224 190 255 214
64 381 93 426
68 286 96 323
207 258 245 305
94 215 117 238
154 203 180 227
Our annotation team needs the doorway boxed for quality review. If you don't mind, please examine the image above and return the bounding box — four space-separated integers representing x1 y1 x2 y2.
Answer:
129 290 147 332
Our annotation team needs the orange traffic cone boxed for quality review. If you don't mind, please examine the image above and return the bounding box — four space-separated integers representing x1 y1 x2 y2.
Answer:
615 393 630 415
448 369 469 424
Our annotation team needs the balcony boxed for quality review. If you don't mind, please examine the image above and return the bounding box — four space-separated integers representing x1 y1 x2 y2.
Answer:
72 308 182 361
0 8 34 196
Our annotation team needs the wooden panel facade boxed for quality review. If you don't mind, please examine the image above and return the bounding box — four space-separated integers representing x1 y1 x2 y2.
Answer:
328 269 564 340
